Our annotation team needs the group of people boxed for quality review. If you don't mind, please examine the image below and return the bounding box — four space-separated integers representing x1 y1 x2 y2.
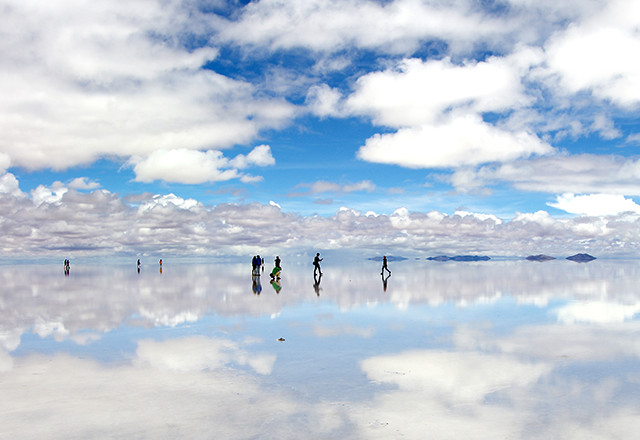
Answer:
249 252 390 278
65 253 392 281
251 255 264 275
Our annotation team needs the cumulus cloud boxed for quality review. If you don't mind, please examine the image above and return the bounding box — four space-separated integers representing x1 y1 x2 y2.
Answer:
68 177 101 190
305 84 344 118
346 55 536 128
344 52 557 168
0 0 295 172
132 145 275 184
549 193 640 216
357 114 552 168
544 0 640 108
4 170 640 257
216 0 586 56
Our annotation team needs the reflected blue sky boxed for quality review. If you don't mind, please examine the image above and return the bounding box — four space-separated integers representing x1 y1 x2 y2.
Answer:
2 259 640 438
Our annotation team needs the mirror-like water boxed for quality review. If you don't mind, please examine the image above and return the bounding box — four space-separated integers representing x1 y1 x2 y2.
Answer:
2 258 640 439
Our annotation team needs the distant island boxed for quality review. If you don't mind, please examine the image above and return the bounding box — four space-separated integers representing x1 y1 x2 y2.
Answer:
368 256 408 262
526 254 596 262
427 255 491 262
526 254 556 262
566 253 596 262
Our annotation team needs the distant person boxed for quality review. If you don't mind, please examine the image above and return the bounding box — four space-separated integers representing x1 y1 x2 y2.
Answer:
381 256 391 276
159 259 163 266
271 256 282 279
252 255 260 275
257 255 264 272
313 252 323 276
137 259 141 273
63 259 70 275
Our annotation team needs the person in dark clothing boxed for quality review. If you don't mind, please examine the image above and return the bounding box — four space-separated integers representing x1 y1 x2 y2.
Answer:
313 253 323 276
381 256 391 276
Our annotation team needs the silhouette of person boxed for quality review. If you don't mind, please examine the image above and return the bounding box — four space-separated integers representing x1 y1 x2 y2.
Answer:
137 259 141 273
313 252 323 276
381 256 391 276
313 272 322 296
63 259 70 276
275 256 281 269
381 272 390 292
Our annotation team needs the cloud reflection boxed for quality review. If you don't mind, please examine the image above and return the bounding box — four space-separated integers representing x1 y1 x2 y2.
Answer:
2 260 640 352
2 260 640 438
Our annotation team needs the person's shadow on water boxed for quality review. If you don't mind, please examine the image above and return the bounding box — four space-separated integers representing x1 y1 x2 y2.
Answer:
313 273 322 296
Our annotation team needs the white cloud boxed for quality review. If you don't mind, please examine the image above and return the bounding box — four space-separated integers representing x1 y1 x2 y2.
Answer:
4 161 640 258
549 193 640 216
544 0 640 108
0 0 295 172
0 339 341 439
305 84 344 118
135 336 276 375
68 177 101 190
133 149 238 184
138 193 201 213
554 301 640 324
344 52 557 169
30 181 68 206
357 114 552 168
229 145 276 168
133 145 275 184
217 0 507 55
291 180 376 196
361 350 550 404
0 173 25 198
451 154 640 195
0 153 10 173
346 55 535 127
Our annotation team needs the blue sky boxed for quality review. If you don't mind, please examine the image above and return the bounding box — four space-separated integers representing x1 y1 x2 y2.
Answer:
1 0 640 258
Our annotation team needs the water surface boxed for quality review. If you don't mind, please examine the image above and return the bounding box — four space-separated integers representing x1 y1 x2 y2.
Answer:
1 258 640 439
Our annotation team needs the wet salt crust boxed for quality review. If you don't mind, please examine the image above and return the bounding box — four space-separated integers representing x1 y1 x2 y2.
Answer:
1 259 640 439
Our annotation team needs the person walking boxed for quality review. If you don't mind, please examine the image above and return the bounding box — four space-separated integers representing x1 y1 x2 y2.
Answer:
381 256 391 276
313 252 323 276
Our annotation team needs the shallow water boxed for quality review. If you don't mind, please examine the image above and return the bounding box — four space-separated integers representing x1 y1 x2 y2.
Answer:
1 258 640 439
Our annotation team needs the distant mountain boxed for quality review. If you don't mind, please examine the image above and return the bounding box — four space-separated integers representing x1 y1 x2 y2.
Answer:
566 253 596 262
427 255 491 262
368 256 408 262
526 254 556 262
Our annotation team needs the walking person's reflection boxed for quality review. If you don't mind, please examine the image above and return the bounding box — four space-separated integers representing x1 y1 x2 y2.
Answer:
313 272 322 296
381 272 390 292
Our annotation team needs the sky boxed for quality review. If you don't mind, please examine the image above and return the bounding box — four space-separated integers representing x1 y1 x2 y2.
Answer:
1 0 640 258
